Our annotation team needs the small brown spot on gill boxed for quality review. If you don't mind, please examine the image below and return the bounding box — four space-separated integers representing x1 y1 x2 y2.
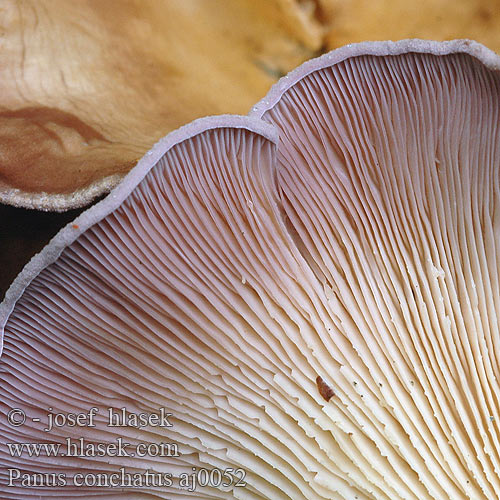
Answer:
316 375 334 402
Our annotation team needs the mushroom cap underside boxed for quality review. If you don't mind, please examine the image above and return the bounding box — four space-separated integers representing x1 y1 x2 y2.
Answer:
2 39 500 499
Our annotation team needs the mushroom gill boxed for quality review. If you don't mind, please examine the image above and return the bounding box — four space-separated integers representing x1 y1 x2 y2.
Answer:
1 40 500 499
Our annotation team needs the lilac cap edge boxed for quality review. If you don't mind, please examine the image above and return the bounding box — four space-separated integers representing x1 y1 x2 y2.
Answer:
0 114 278 352
249 38 500 119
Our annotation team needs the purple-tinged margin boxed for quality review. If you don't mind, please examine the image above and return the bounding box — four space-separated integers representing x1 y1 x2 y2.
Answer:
3 39 500 355
0 115 278 354
249 39 500 120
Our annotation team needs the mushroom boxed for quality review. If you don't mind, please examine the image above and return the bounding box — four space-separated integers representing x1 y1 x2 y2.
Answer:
0 0 327 211
1 39 500 499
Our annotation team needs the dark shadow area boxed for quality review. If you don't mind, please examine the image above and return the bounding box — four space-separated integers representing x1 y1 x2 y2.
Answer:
0 203 89 300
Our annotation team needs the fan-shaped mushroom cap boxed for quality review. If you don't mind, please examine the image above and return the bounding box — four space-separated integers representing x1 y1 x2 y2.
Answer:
0 0 324 211
2 39 500 499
